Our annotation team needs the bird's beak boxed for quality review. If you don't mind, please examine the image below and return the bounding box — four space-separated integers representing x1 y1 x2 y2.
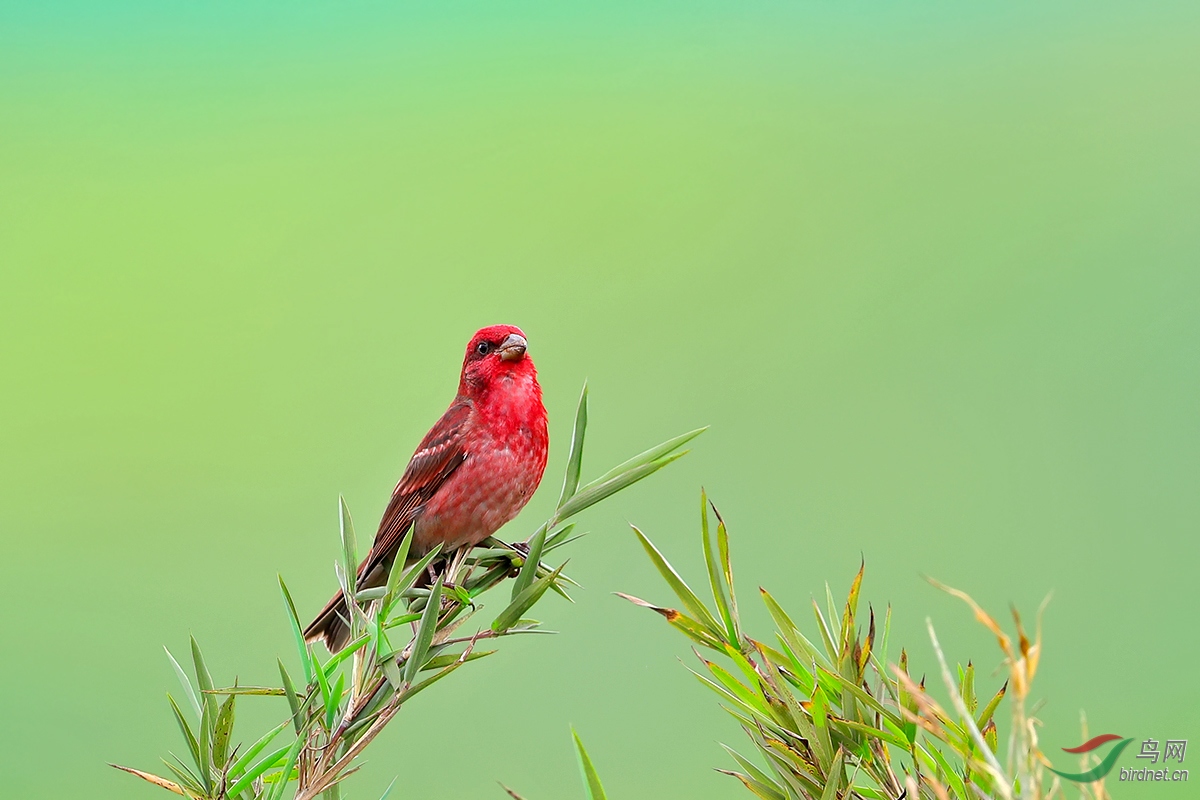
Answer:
497 333 528 361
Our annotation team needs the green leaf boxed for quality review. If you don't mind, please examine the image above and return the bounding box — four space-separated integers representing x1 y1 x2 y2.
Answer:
631 525 723 636
383 526 415 605
190 636 218 721
279 576 315 684
556 450 690 522
714 502 740 641
228 719 288 781
976 680 1008 730
197 693 213 792
314 651 334 730
378 777 398 800
384 545 442 617
572 728 608 800
818 747 845 800
721 747 788 800
421 649 496 671
211 693 236 769
278 660 302 735
700 492 737 645
585 427 706 489
492 563 564 633
557 382 588 508
325 672 345 731
265 734 305 800
760 588 834 674
165 646 202 719
404 574 444 685
339 495 358 600
203 685 286 696
167 693 202 774
510 526 546 601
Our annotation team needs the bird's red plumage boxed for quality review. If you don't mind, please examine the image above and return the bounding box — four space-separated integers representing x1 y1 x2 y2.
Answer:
304 324 548 651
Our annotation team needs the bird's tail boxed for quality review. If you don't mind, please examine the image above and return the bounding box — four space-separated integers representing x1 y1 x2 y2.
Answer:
303 589 353 653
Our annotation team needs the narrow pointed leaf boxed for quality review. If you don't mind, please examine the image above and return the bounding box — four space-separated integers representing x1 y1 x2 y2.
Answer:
278 660 302 734
557 451 690 522
557 382 588 508
167 694 201 773
573 728 608 800
265 734 305 800
211 693 236 769
383 526 415 605
228 719 288 780
510 526 546 601
404 574 444 684
631 525 723 636
339 495 358 599
384 545 442 617
279 576 314 684
585 427 707 488
493 563 564 633
227 742 292 798
700 492 736 645
190 636 217 720
165 647 202 719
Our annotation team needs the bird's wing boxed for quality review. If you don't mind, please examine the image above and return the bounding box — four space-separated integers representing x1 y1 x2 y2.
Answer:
359 398 471 578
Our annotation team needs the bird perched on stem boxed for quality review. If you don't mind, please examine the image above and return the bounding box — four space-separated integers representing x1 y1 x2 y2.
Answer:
304 324 549 652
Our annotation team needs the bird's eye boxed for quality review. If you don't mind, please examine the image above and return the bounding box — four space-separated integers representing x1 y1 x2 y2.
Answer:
476 341 491 356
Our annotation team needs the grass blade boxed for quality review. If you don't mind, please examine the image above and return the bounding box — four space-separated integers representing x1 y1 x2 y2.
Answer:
228 719 288 780
164 647 202 719
556 451 689 522
339 495 358 601
572 728 608 800
510 526 546 601
584 427 707 489
631 525 723 636
227 742 291 798
492 563 565 633
700 492 736 645
279 576 315 684
404 574 444 684
557 382 588 508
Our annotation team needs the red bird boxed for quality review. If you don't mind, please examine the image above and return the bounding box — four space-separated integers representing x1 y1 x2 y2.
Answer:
304 325 549 652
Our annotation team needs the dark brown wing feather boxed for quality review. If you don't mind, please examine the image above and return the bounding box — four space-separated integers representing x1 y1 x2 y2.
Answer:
360 398 472 577
303 398 471 650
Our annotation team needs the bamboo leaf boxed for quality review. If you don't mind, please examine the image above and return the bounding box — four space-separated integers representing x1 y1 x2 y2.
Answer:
339 495 358 600
510 526 546 601
279 576 315 684
557 451 691 522
384 545 442 618
557 382 588 508
572 728 608 800
631 525 723 637
167 694 201 774
211 693 236 769
278 660 302 735
493 563 564 633
584 427 706 489
383 526 415 606
190 636 217 720
404 575 444 684
228 719 288 781
165 647 202 720
700 491 737 646
265 735 305 800
325 672 345 731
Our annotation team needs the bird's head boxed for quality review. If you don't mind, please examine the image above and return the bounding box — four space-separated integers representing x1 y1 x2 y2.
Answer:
459 324 537 396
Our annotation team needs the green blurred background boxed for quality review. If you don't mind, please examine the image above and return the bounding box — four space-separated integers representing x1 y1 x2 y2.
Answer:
2 2 1197 798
